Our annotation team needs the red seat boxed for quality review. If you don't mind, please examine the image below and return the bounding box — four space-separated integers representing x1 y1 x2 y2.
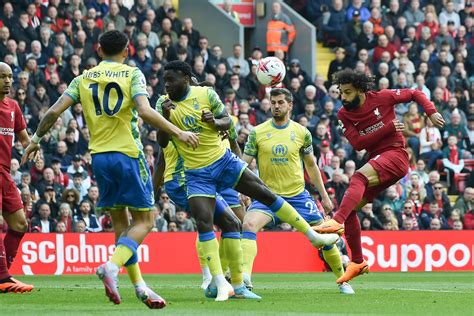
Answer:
464 159 474 171
454 173 469 193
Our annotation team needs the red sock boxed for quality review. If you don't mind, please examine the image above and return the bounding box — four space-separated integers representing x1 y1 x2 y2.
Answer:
333 172 368 224
345 211 364 264
0 235 11 280
4 229 25 269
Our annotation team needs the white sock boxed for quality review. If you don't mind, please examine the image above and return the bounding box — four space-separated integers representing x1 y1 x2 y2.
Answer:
201 266 212 280
134 281 147 289
304 229 320 243
214 274 227 288
210 277 216 288
105 261 119 274
232 282 244 289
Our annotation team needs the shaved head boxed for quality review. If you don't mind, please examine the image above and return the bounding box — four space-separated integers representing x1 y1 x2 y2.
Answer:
0 62 13 96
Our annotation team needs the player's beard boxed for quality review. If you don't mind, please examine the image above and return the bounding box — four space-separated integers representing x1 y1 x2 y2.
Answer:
342 95 361 111
272 110 287 122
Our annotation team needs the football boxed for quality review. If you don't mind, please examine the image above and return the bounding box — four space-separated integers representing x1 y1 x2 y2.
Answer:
256 56 286 87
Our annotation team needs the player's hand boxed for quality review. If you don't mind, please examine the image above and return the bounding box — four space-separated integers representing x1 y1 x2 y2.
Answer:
178 131 199 149
321 196 334 215
429 112 445 129
219 130 230 140
161 99 175 119
21 142 41 165
201 110 215 125
392 119 405 132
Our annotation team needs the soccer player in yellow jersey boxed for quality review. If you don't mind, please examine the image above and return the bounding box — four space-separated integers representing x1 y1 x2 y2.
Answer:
241 88 355 294
158 61 339 301
22 31 199 309
153 140 261 300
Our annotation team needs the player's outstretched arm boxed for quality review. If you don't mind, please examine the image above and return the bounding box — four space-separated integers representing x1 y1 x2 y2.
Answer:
152 151 166 199
16 129 30 149
303 153 334 214
134 95 199 149
22 94 75 164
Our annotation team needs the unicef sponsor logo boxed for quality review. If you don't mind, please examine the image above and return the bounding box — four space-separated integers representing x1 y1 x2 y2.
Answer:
272 144 288 156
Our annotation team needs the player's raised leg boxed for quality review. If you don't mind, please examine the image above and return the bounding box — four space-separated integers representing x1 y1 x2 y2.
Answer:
235 169 339 248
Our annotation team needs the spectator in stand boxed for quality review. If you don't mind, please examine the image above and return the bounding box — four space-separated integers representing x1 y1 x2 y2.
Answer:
31 202 57 233
454 187 474 218
379 185 404 215
152 205 168 232
56 203 73 232
357 203 383 230
419 115 444 169
443 111 470 156
61 188 80 216
326 170 348 205
103 3 126 32
73 219 87 233
73 200 101 233
227 44 249 77
327 48 349 86
175 209 195 232
403 102 424 158
442 135 469 192
285 59 312 89
266 2 296 57
424 182 452 218
397 200 420 230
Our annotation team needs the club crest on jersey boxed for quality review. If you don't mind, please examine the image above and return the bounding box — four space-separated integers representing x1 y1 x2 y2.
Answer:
290 131 296 142
192 98 199 110
374 107 382 120
11 111 14 121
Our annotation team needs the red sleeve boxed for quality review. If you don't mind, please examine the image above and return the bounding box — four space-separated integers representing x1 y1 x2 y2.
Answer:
380 89 437 116
338 112 395 151
14 101 27 133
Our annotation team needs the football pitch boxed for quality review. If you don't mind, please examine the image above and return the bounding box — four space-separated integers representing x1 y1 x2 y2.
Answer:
1 272 472 315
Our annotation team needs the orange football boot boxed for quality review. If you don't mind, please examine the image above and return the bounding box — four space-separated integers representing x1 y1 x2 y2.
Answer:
313 219 345 236
0 277 34 293
336 261 369 283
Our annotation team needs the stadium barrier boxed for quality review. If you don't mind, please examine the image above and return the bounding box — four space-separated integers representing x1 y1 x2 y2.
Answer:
7 231 473 275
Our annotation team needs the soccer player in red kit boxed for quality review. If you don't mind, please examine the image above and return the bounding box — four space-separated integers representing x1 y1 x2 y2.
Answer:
314 69 445 283
0 62 34 293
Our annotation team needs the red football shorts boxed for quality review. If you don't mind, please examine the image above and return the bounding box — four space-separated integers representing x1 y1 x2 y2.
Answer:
0 171 23 213
363 147 410 202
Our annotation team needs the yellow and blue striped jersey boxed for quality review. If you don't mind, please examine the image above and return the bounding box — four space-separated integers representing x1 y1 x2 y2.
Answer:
64 60 148 158
156 86 227 169
244 120 313 197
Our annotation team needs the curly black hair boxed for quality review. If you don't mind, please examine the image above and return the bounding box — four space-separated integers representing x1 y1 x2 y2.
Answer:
332 69 375 92
164 60 194 78
98 30 129 56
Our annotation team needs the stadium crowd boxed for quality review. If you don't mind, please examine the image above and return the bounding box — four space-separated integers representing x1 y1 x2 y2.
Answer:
0 0 473 234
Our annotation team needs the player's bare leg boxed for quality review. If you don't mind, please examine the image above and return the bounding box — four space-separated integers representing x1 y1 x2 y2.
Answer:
314 163 377 282
236 169 339 248
0 209 33 294
241 211 272 290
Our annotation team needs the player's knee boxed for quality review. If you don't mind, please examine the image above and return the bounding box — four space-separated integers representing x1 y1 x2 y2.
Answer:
15 219 29 233
196 220 214 233
242 218 259 233
222 215 241 232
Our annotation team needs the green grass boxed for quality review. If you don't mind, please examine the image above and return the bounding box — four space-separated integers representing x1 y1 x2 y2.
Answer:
1 273 473 315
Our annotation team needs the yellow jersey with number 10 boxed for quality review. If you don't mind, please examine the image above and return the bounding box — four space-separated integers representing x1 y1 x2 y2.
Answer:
64 60 148 158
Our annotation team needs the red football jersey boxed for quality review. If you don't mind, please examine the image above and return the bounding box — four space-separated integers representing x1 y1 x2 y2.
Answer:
0 97 26 172
337 89 436 158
